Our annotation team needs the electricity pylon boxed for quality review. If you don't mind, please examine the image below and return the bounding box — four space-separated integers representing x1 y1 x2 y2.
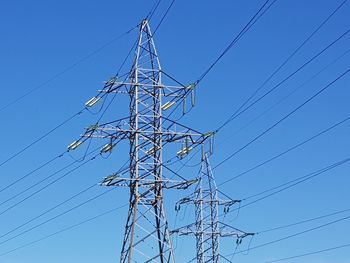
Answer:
172 153 253 263
69 19 213 262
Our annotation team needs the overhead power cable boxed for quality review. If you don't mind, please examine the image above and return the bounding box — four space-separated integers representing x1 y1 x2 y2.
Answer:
0 158 76 208
153 0 175 35
213 67 350 170
0 24 140 114
0 139 128 215
258 207 350 234
216 0 349 132
0 72 121 173
217 47 350 143
0 110 83 169
216 155 350 220
0 150 66 194
215 156 350 228
0 142 106 208
217 114 350 186
0 188 116 247
0 203 128 257
242 157 350 202
147 0 162 21
216 27 350 131
0 184 96 240
227 213 350 256
228 156 350 212
0 152 99 217
0 122 118 197
264 242 350 262
196 0 278 84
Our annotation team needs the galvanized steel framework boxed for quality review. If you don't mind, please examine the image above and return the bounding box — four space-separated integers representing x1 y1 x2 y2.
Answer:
173 154 252 263
79 20 212 262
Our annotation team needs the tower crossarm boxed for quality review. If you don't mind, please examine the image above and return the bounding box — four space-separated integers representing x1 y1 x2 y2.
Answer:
100 175 197 190
77 117 214 158
99 81 194 99
177 196 240 206
171 221 253 239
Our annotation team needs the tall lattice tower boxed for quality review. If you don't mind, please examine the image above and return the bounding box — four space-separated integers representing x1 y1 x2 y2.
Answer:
69 19 213 262
172 153 253 262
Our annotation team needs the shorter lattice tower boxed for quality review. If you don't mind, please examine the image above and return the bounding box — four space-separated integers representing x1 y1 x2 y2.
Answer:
172 153 253 263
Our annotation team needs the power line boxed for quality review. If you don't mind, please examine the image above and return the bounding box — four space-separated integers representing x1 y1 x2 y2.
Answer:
243 157 350 201
0 150 66 194
0 74 124 171
0 110 83 169
227 213 350 256
0 116 126 197
0 158 76 208
0 184 96 240
147 0 162 21
217 47 350 144
0 187 116 247
216 156 350 221
258 207 350 234
0 143 103 208
235 156 350 211
264 242 350 263
0 25 139 114
0 153 99 217
0 78 125 171
196 0 277 84
153 0 175 35
213 67 350 170
216 27 350 131
217 114 350 186
215 0 349 132
214 155 350 222
0 203 128 257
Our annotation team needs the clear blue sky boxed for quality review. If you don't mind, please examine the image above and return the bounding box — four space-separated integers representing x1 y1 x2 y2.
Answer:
0 0 350 262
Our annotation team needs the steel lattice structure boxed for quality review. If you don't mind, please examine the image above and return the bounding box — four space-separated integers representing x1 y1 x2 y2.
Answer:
70 19 213 262
172 153 253 263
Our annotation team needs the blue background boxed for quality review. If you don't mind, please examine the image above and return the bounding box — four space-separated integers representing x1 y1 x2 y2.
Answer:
0 0 349 262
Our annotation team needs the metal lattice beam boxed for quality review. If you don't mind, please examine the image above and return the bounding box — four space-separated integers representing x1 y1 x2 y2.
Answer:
173 153 253 263
70 19 214 263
